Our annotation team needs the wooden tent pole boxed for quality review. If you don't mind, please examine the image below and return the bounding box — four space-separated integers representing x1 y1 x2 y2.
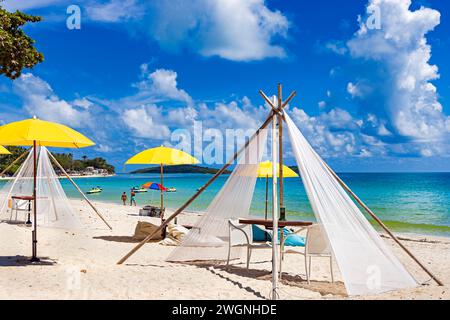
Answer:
117 112 275 265
0 147 32 177
47 151 112 230
322 162 443 286
277 84 284 211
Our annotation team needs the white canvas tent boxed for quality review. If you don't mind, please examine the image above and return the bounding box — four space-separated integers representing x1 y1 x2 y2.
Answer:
0 146 111 230
117 85 442 297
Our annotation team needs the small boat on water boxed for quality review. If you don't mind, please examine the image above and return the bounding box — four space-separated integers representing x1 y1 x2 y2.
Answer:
166 187 177 193
132 186 148 193
87 186 102 194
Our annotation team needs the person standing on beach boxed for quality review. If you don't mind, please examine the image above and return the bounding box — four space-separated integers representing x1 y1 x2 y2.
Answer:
130 190 137 206
121 192 127 205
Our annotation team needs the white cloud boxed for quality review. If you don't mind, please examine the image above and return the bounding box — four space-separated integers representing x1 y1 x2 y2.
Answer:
347 0 449 141
122 105 171 139
325 41 348 55
289 107 364 158
148 0 289 61
13 74 90 127
85 0 143 22
121 67 193 107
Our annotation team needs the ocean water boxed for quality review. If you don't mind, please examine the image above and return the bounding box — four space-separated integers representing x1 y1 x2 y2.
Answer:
1 173 449 237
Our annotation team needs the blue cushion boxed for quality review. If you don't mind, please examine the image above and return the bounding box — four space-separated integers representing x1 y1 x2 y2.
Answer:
252 224 268 241
252 226 305 247
283 229 306 247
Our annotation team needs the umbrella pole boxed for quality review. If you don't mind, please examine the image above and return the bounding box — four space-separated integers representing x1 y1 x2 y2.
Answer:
160 164 164 223
31 142 39 262
264 175 269 220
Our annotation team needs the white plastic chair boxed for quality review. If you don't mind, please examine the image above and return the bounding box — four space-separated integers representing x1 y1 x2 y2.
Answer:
226 219 271 269
281 224 334 283
9 198 31 222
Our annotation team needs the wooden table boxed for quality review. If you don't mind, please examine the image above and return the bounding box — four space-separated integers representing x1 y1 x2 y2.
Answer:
238 218 313 229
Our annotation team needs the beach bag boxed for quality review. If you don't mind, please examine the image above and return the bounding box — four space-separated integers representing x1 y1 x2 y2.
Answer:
133 221 164 241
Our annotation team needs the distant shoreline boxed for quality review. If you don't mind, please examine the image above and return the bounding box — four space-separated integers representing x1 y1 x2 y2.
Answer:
0 174 116 181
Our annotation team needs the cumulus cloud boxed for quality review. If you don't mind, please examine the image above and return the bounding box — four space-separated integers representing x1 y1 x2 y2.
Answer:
13 74 90 127
288 107 370 158
85 0 143 22
147 0 289 61
121 66 193 108
346 0 449 147
122 105 171 139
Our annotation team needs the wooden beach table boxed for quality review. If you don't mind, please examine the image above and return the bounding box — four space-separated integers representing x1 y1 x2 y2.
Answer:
238 218 313 229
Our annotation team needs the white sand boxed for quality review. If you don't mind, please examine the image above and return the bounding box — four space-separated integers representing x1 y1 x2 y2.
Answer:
0 199 449 300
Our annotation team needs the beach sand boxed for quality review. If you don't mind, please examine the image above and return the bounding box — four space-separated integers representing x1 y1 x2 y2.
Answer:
0 199 449 300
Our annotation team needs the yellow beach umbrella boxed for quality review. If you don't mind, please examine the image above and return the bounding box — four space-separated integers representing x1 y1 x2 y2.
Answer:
0 145 11 155
126 146 199 221
0 118 94 148
0 117 94 262
258 161 298 220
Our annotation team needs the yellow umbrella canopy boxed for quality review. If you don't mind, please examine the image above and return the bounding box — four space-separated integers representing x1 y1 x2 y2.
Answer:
0 118 95 148
0 145 11 155
257 161 298 178
126 146 199 165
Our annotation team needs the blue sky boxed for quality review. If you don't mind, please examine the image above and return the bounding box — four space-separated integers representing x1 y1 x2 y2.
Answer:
1 0 449 172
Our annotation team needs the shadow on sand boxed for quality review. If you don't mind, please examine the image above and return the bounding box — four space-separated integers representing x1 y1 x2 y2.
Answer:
0 255 57 267
93 235 161 244
185 261 347 298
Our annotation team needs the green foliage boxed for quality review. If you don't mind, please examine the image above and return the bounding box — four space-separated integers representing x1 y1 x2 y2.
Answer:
0 148 115 176
0 146 27 175
52 153 115 174
0 3 44 79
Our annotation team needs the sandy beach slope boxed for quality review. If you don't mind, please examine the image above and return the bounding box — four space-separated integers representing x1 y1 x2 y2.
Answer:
0 199 449 300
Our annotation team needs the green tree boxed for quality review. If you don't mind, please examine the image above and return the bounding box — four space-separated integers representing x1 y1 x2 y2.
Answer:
0 2 44 80
0 146 28 175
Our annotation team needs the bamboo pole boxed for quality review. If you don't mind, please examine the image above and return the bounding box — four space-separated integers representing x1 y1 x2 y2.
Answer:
0 147 31 177
323 162 444 286
47 151 112 230
271 112 279 300
117 112 275 265
277 84 284 211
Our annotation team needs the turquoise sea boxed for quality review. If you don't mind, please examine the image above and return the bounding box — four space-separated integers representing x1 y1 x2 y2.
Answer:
2 173 450 237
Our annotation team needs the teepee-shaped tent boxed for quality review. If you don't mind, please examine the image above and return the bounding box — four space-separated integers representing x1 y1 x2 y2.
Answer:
117 85 442 297
0 147 110 229
0 147 79 228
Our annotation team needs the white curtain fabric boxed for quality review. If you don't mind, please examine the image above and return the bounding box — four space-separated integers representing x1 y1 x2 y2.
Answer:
167 128 269 262
284 112 417 295
0 147 81 229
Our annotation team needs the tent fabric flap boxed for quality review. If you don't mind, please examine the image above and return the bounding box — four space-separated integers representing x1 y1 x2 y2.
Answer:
284 111 417 296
